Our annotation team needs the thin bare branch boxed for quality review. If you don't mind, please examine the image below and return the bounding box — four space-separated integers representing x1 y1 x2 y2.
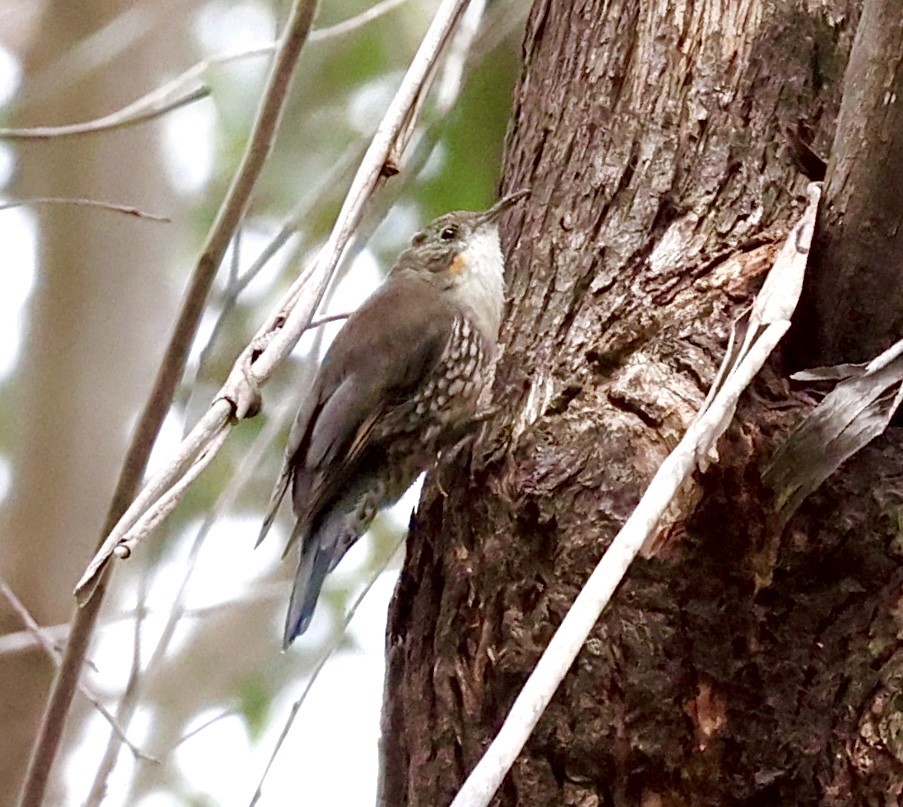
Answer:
449 184 822 807
0 586 286 657
0 197 170 221
75 0 474 601
174 709 238 748
0 0 411 142
83 576 150 807
225 141 363 302
0 85 210 140
309 0 410 41
0 580 154 764
305 311 352 329
19 2 320 804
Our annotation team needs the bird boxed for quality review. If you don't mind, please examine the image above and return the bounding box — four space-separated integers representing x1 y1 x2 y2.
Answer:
258 190 527 647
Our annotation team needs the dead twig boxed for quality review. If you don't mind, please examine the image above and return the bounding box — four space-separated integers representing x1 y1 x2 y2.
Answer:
0 85 210 140
0 197 170 221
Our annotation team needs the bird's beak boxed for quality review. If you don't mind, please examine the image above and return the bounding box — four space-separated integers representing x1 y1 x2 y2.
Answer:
479 188 530 225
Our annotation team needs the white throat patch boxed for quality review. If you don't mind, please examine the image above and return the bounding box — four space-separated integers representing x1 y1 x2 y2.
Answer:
450 224 505 343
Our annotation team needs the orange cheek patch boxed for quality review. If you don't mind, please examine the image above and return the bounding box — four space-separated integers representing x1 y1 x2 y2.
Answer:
449 252 468 275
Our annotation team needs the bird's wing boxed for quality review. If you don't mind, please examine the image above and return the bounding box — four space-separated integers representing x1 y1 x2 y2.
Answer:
259 274 456 552
300 278 459 510
256 390 323 548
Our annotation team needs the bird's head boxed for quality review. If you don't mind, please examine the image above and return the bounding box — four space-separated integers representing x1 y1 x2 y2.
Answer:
394 189 529 288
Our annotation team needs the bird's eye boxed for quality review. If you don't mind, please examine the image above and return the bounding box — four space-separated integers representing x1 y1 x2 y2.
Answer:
440 225 458 242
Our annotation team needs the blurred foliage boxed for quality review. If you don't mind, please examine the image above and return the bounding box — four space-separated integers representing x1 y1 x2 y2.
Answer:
237 676 273 740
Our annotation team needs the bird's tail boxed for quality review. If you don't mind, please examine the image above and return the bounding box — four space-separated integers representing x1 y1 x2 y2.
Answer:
283 539 332 648
283 508 358 648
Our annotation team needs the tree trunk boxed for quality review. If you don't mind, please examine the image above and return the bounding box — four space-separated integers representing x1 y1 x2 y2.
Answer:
381 1 903 804
792 0 903 366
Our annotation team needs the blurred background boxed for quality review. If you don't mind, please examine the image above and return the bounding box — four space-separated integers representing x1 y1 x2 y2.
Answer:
0 0 523 804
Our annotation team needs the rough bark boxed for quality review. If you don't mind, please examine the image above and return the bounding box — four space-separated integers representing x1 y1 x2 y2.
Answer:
380 1 903 805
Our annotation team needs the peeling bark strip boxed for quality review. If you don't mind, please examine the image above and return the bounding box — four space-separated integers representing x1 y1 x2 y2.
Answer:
381 1 903 805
